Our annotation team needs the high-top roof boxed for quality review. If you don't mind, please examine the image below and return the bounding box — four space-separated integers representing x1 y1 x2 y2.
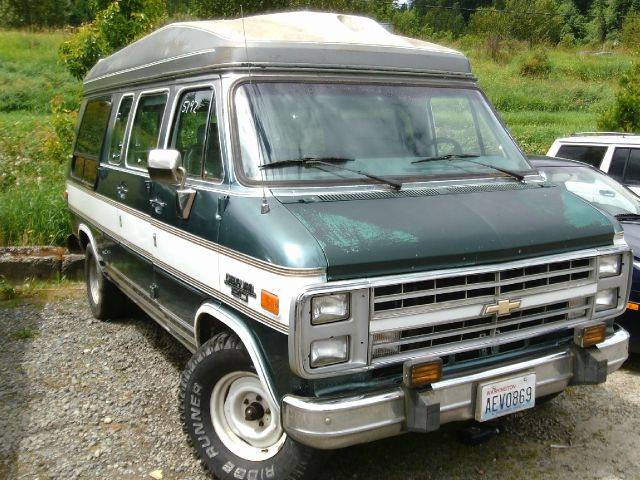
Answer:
84 11 472 94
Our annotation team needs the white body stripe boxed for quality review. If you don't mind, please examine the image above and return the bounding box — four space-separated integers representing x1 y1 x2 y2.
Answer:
67 182 326 333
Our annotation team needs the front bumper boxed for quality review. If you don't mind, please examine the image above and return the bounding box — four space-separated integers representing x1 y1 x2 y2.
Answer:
282 327 629 449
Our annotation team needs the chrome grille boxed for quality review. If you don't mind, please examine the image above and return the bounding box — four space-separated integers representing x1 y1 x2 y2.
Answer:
372 257 594 316
371 297 592 361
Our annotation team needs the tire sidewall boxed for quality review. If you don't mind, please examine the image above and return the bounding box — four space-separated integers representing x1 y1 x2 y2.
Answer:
182 345 314 480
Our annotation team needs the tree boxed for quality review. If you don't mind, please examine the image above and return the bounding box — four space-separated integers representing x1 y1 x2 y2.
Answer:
598 64 640 132
59 0 166 80
0 0 71 28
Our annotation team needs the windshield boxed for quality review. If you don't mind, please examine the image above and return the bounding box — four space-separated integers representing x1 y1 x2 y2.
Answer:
538 165 640 216
234 82 530 185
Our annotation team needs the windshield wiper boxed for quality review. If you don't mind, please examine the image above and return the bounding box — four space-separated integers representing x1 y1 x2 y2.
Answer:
412 154 526 182
259 157 354 170
259 157 402 190
614 213 640 221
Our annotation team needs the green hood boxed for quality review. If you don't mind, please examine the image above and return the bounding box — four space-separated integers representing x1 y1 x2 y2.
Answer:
278 184 615 281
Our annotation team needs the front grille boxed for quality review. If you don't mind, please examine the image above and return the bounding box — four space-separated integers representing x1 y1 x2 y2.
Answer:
370 298 591 360
372 257 594 315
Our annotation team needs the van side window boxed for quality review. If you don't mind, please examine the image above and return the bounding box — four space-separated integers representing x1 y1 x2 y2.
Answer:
126 92 168 169
108 95 133 165
171 89 213 176
72 97 111 184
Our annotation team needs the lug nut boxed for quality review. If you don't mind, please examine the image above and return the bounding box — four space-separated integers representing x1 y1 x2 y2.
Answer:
243 399 249 405
259 421 264 427
256 395 262 402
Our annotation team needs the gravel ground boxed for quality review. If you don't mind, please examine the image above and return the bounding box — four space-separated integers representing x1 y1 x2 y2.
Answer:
1 290 640 480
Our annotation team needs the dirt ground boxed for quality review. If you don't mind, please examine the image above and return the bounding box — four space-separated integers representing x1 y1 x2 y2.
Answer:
1 291 639 480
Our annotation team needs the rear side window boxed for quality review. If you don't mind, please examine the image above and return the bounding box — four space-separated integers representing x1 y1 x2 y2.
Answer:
624 149 640 184
127 92 168 169
555 145 608 168
72 97 112 184
609 148 629 181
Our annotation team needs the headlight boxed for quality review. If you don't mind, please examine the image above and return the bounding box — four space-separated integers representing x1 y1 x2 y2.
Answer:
310 336 349 367
311 293 350 325
598 254 621 278
595 288 618 311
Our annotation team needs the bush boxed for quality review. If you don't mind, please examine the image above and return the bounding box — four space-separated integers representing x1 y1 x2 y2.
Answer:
598 63 640 132
622 9 640 52
519 50 552 77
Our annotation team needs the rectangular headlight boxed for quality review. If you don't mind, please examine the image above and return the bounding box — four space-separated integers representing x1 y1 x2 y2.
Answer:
598 254 621 278
310 336 349 368
311 293 350 325
595 288 618 311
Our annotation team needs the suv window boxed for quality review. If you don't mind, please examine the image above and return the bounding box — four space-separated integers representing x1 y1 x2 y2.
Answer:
555 145 608 168
72 97 112 184
108 95 133 165
170 89 222 180
126 92 168 169
607 147 640 185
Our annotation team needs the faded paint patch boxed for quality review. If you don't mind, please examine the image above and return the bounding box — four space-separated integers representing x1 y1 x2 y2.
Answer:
298 211 418 253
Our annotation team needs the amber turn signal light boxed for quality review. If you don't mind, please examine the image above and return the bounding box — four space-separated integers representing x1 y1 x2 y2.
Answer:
627 302 639 311
261 290 279 316
574 324 606 348
403 357 443 388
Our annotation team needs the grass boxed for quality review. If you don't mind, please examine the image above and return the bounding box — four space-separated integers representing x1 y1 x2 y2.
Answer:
464 44 635 153
0 29 80 246
0 29 634 245
12 327 39 339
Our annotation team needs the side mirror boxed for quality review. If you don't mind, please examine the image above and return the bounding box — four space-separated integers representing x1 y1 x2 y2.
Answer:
148 149 183 185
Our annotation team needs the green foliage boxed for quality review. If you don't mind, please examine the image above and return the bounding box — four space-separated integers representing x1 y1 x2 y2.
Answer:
519 50 553 77
622 9 640 50
59 0 167 80
0 277 16 301
598 63 640 132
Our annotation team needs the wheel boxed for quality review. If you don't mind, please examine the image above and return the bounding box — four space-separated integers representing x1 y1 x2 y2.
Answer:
180 332 321 480
434 137 463 156
84 246 127 320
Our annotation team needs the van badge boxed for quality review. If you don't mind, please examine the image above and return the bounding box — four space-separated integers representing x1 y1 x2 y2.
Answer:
483 299 521 316
224 274 256 302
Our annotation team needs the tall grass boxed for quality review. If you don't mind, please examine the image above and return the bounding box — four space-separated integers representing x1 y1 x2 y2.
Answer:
0 30 80 246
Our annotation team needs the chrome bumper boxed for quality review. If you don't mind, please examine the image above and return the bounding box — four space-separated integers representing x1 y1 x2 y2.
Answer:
282 328 629 449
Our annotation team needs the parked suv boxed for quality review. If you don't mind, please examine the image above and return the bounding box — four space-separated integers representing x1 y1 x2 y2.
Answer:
67 12 632 480
547 132 640 194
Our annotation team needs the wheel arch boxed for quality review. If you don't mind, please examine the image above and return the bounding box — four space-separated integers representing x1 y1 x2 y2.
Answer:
77 224 97 257
195 302 281 415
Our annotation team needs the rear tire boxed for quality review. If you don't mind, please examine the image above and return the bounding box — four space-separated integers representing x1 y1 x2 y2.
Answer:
180 332 321 480
84 246 127 320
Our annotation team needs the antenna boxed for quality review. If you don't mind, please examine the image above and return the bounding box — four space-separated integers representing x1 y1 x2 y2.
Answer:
240 5 270 214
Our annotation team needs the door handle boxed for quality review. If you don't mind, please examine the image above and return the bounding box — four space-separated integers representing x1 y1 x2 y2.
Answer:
149 198 166 215
116 182 128 199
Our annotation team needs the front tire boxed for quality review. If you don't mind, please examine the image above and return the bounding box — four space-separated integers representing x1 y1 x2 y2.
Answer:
180 332 320 480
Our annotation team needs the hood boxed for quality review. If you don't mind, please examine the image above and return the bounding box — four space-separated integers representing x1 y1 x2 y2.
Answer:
278 184 616 281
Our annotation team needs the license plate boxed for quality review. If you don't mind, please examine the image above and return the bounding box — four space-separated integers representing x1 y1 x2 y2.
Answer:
476 373 536 422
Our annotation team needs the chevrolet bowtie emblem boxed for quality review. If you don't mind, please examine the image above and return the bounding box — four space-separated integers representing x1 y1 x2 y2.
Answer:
483 298 521 316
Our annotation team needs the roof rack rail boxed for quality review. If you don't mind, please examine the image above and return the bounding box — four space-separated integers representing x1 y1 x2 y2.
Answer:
570 131 639 137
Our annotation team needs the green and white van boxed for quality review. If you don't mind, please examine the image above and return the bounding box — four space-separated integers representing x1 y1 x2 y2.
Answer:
67 12 632 480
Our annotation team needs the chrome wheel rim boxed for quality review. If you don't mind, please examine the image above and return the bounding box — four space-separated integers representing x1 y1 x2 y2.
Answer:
210 371 286 461
88 253 101 305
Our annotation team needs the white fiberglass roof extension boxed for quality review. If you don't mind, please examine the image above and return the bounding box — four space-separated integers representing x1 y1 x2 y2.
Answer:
83 11 472 94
